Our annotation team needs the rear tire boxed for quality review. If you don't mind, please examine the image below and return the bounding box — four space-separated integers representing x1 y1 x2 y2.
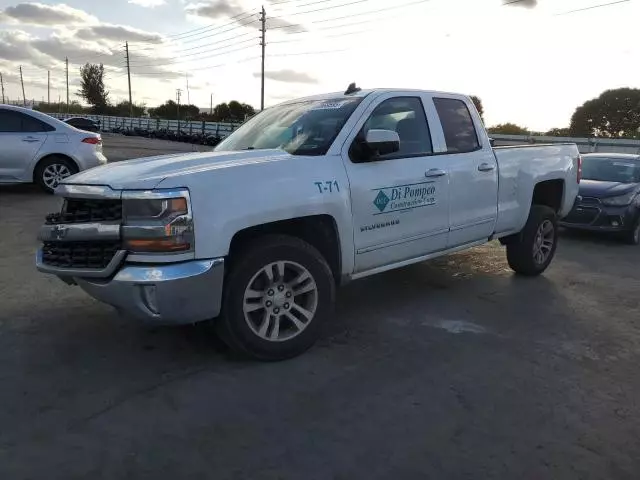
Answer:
507 205 558 276
35 156 78 194
217 235 335 361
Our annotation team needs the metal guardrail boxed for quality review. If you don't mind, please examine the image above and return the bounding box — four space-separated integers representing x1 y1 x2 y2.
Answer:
45 112 640 153
491 134 640 155
48 113 242 138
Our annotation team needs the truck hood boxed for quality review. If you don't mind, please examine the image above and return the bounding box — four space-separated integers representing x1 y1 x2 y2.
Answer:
63 149 292 190
579 179 639 198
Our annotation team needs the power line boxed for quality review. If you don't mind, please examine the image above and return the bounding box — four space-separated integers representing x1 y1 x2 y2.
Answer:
271 0 340 11
554 0 630 16
133 55 260 75
164 11 257 39
133 14 259 48
269 0 372 18
134 31 255 55
131 41 258 68
130 37 258 66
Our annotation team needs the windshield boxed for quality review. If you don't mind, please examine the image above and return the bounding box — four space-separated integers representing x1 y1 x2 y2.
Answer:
582 157 640 183
215 97 362 156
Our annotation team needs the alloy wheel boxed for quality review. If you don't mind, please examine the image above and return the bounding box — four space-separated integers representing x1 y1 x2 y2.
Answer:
242 261 318 342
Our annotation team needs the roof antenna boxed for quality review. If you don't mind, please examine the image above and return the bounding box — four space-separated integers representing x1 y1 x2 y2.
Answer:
344 82 361 95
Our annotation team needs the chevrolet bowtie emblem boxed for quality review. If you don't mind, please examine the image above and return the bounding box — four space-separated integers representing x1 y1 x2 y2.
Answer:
51 225 68 240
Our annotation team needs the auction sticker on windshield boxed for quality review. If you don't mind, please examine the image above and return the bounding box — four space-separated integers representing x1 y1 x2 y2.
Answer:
311 100 358 110
372 181 436 215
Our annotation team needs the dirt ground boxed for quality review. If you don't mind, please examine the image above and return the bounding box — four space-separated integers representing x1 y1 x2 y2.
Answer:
1 136 639 479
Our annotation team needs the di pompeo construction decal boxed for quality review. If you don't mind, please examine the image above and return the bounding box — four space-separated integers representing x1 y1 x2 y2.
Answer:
372 181 436 215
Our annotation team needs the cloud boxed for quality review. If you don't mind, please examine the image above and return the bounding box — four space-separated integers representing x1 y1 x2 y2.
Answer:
75 24 163 43
266 17 306 33
186 1 305 32
502 0 537 8
129 0 166 6
253 69 317 84
0 2 98 26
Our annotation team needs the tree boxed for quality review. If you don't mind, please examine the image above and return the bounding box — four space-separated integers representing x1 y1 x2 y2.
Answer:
545 127 571 137
77 63 109 113
107 101 145 117
207 101 255 122
149 100 198 120
487 123 529 135
569 88 640 138
211 102 230 121
470 95 484 121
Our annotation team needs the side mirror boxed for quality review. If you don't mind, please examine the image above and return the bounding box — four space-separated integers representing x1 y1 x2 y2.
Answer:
489 137 495 147
365 129 400 156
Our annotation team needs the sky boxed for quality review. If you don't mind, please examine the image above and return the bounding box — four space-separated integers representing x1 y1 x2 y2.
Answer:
0 0 638 131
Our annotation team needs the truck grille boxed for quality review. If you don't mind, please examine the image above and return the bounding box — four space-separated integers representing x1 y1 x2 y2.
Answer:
42 241 121 269
46 198 122 225
563 206 599 225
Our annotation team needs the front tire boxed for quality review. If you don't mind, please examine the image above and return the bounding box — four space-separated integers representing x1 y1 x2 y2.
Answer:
507 205 558 276
35 156 78 194
218 235 335 361
624 217 640 245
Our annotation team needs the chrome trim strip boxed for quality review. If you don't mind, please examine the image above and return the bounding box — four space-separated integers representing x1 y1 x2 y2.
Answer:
351 240 486 280
356 228 449 254
126 252 196 263
55 184 122 199
38 222 120 242
36 249 127 278
121 188 190 200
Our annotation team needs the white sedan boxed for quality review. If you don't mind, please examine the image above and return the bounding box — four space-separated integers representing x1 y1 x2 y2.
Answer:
0 105 107 193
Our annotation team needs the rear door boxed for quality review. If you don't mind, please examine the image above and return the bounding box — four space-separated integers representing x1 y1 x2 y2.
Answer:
0 110 52 182
430 96 498 247
341 93 450 273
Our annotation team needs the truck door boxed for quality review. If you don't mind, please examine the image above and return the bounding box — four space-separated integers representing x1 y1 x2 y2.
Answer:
430 96 498 247
341 94 450 273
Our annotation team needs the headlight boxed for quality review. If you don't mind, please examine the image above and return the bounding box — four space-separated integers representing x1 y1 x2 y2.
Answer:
121 189 194 253
601 191 637 206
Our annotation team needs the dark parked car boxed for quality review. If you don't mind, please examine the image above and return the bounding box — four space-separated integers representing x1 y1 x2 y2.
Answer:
63 117 100 132
560 153 640 244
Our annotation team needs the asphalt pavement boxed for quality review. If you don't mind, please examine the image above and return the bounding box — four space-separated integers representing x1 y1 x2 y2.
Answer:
1 137 639 479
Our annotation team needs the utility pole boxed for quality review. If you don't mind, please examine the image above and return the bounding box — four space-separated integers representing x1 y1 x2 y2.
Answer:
176 88 182 131
47 70 50 104
65 57 69 113
185 73 190 106
19 65 26 107
210 93 213 115
0 72 5 104
125 42 133 117
260 5 266 110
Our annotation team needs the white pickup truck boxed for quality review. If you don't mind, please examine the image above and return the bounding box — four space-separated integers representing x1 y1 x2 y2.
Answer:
36 87 580 360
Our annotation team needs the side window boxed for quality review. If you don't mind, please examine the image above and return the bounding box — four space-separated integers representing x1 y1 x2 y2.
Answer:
433 97 480 153
351 97 432 162
0 111 23 132
0 111 53 133
21 114 54 132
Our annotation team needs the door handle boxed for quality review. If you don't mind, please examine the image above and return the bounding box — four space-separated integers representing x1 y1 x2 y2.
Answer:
22 137 40 143
477 163 495 172
425 168 446 178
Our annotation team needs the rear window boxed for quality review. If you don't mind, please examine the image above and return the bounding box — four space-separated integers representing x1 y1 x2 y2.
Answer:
433 98 480 153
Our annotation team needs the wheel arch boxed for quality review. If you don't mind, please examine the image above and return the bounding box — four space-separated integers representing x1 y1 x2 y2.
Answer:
531 179 565 213
228 215 343 284
32 153 80 183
